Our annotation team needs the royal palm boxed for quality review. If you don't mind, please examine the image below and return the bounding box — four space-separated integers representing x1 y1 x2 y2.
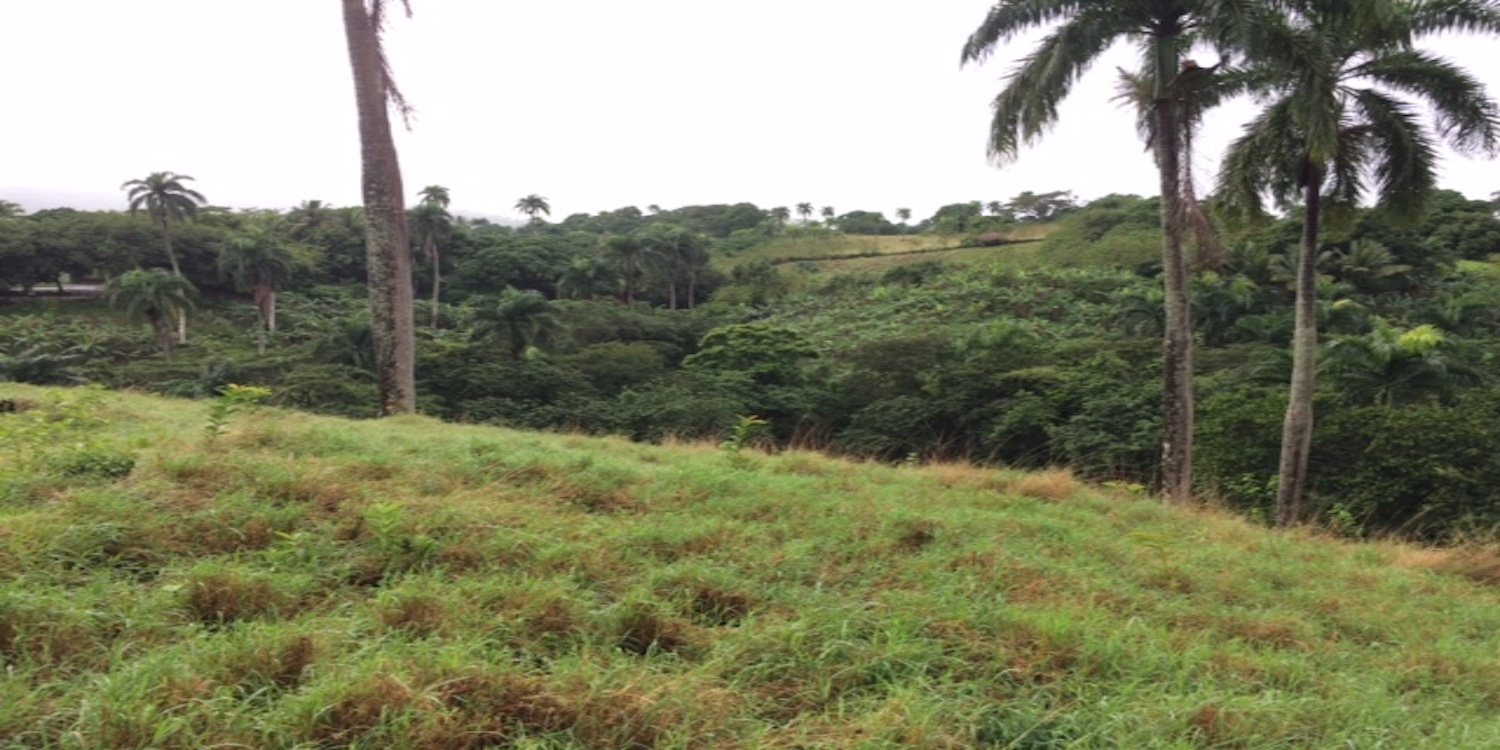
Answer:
342 0 418 415
1218 0 1500 525
121 171 206 344
962 0 1266 503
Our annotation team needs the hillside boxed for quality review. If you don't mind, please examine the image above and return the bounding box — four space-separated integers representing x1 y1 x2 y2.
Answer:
5 384 1500 748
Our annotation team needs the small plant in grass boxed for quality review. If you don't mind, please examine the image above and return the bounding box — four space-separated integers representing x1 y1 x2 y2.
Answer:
721 415 769 468
203 384 271 444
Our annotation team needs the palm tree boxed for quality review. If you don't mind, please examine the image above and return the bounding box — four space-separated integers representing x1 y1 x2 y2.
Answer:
121 171 207 344
769 206 791 231
418 184 450 208
287 199 336 240
820 206 835 230
106 268 196 358
603 235 661 306
342 0 417 415
985 200 1004 217
961 0 1265 504
640 223 709 309
409 199 452 328
218 227 296 353
1324 319 1478 407
1218 1 1500 525
476 287 563 359
796 202 814 224
515 194 551 224
557 255 616 301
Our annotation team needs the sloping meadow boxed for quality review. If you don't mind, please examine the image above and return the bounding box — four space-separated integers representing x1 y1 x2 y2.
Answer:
3 384 1500 748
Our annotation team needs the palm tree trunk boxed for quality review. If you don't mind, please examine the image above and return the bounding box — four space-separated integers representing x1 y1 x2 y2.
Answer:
343 0 416 416
1275 169 1323 527
161 220 190 345
1156 95 1195 505
427 237 441 329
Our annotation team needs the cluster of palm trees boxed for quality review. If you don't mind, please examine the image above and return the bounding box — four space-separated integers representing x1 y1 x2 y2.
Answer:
111 171 299 358
965 0 1500 520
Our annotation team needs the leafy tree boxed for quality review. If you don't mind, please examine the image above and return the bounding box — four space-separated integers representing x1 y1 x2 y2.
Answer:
106 268 196 358
0 200 23 218
962 0 1268 503
341 0 417 415
121 171 207 344
985 200 1004 217
835 210 900 235
515 194 552 224
410 198 453 328
896 208 912 225
218 227 296 352
1218 0 1500 524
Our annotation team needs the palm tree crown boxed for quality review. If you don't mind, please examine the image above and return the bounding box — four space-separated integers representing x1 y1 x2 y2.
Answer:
418 184 451 208
515 194 551 222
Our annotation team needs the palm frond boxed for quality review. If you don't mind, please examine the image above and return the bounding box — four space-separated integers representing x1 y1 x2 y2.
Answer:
1353 49 1500 155
985 8 1121 163
961 0 1091 65
1352 89 1439 219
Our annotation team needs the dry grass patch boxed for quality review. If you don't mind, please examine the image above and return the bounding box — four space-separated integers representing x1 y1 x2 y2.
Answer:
1393 543 1500 586
1005 468 1080 500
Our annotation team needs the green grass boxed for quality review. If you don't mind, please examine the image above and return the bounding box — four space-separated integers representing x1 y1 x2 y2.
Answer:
6 383 1500 748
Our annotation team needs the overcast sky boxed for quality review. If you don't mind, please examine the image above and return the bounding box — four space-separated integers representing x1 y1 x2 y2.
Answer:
3 1 1497 221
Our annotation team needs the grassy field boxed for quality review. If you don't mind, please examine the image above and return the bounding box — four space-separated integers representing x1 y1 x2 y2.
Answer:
6 383 1500 748
721 224 1058 270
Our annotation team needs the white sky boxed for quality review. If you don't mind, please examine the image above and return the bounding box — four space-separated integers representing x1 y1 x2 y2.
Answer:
2 1 1497 221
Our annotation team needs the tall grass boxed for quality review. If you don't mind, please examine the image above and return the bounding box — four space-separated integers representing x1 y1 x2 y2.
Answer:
5 383 1500 748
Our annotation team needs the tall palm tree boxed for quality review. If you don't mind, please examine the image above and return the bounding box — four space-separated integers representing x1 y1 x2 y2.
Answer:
218 227 297 353
106 268 196 358
418 184 450 208
820 206 836 230
796 202 814 224
769 206 791 231
603 235 661 306
515 194 551 224
1218 0 1500 525
641 223 709 309
961 0 1261 504
409 199 452 328
985 200 1004 216
342 0 417 415
121 171 207 344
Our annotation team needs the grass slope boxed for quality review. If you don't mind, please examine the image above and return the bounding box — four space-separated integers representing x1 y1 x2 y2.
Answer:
5 384 1500 748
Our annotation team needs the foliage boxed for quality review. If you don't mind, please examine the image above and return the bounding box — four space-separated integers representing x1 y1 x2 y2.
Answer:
203 384 272 443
